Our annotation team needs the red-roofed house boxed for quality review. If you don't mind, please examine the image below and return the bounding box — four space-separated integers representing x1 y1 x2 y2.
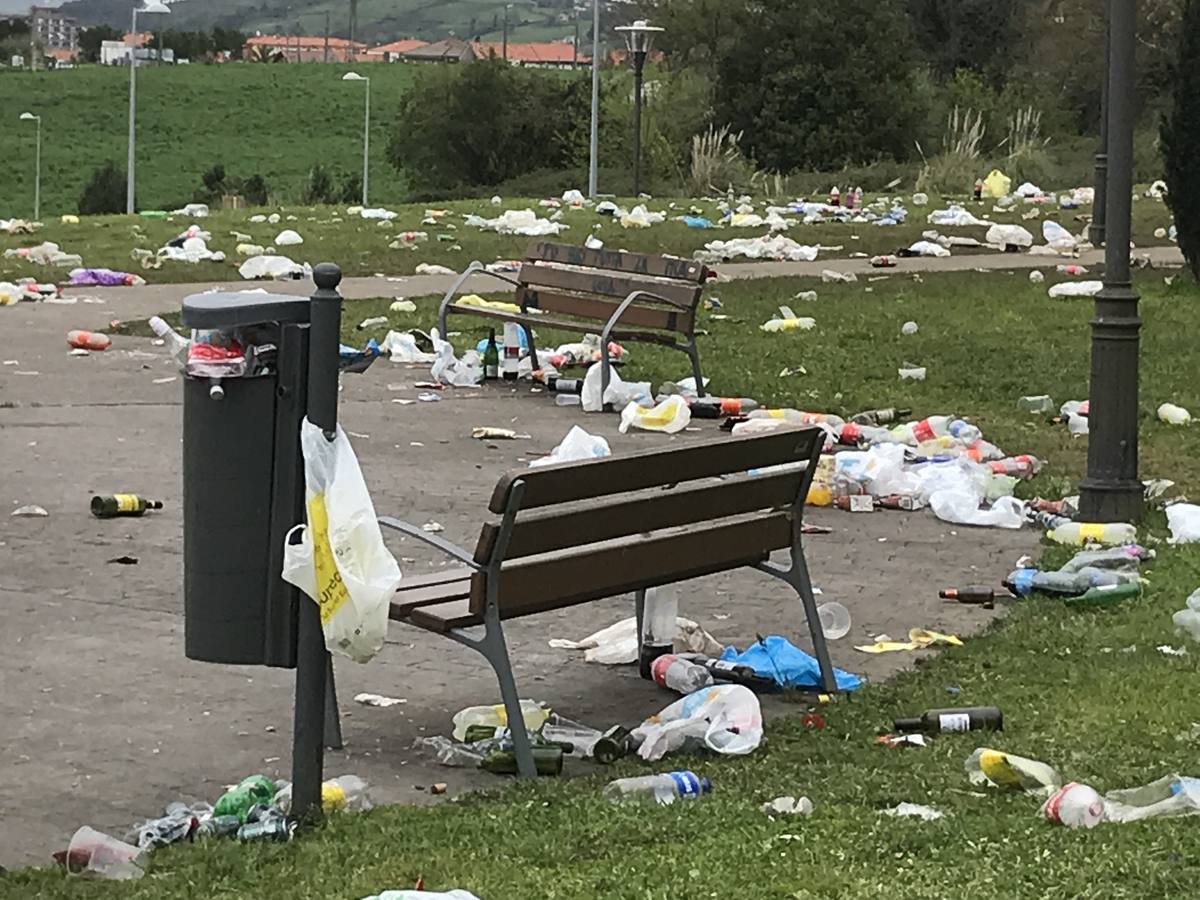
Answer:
362 39 429 62
243 33 368 63
470 40 588 67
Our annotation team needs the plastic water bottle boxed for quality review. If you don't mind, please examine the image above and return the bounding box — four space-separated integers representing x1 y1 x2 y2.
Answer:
603 771 712 805
838 422 895 446
987 455 1044 479
1041 782 1104 828
640 586 678 679
749 408 845 428
650 654 713 694
1047 521 1137 546
894 416 981 445
1058 546 1154 572
1003 567 1125 597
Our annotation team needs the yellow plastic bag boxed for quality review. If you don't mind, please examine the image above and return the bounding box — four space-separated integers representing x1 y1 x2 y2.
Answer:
618 395 691 434
982 169 1012 199
854 627 963 654
457 294 521 314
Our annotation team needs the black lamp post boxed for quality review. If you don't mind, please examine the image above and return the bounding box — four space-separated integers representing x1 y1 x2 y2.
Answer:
1089 13 1111 246
615 19 663 197
1078 0 1142 523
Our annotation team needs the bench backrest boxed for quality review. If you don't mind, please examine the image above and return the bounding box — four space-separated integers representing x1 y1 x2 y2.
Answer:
469 427 824 619
515 241 707 335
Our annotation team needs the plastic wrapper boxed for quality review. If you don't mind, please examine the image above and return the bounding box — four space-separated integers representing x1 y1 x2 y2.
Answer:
529 426 611 468
618 395 690 434
633 684 763 760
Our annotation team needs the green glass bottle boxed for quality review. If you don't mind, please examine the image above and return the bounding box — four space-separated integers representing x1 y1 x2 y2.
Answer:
90 494 164 518
479 746 563 776
483 329 500 382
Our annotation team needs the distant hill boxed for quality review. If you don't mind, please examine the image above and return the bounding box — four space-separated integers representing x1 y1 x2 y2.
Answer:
57 0 589 45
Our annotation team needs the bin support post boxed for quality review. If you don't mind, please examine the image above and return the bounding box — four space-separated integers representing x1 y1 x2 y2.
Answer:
292 263 344 822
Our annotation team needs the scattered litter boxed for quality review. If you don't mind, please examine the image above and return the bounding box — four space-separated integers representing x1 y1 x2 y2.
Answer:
618 395 691 434
1157 645 1188 656
239 255 308 280
720 635 862 690
11 505 48 517
1029 270 1045 283
875 733 928 748
695 235 818 263
1048 280 1104 298
821 269 857 283
1041 782 1104 828
855 628 962 654
883 803 944 821
966 747 1061 797
760 306 816 333
1172 589 1200 642
530 426 611 467
415 263 456 276
471 427 531 440
67 330 111 352
417 392 441 402
550 616 723 664
898 365 926 381
633 684 762 760
381 331 436 365
67 268 145 287
354 692 406 708
464 209 567 236
762 796 814 817
358 316 389 330
421 522 444 533
1167 504 1200 544
390 299 416 313
1103 775 1200 823
1158 403 1191 426
985 223 1033 248
57 826 147 880
901 321 918 335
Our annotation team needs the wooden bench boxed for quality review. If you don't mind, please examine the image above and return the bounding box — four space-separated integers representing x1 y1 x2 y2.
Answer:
437 240 711 400
379 427 833 777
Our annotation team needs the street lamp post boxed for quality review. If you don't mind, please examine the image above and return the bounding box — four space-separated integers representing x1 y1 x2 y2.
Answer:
1089 13 1111 247
126 1 171 215
615 20 663 198
342 72 370 207
1078 0 1142 523
502 3 512 60
588 0 599 198
19 112 41 222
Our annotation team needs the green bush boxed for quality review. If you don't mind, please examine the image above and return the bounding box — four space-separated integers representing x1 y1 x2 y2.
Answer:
78 162 126 215
1162 0 1200 279
242 174 269 206
301 164 337 205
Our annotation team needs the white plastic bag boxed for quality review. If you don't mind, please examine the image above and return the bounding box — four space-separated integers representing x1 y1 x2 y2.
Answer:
633 684 763 760
1048 280 1104 299
928 491 1025 529
548 615 724 664
282 420 403 663
529 426 611 467
1103 775 1200 823
580 364 650 413
985 224 1034 248
1042 220 1078 252
1167 503 1200 544
619 395 691 434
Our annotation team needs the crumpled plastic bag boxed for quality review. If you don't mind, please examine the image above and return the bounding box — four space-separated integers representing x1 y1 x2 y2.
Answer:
239 255 308 280
529 426 611 468
275 229 304 246
620 204 665 228
720 634 862 690
696 234 818 263
1103 775 1200 823
760 305 816 333
581 364 651 413
1167 503 1200 544
927 205 991 228
428 328 480 387
855 627 962 654
834 444 920 498
1042 220 1078 252
986 223 1033 248
928 491 1025 528
619 395 690 434
633 684 763 760
380 330 436 364
1172 588 1200 641
464 208 567 236
908 240 951 257
549 615 723 664
965 747 1062 798
982 169 1012 199
1048 280 1104 299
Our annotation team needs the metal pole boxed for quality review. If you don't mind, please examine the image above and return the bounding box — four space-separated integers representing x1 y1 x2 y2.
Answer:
588 0 599 198
632 50 644 197
126 8 138 215
292 261 343 823
324 11 330 63
502 5 508 60
362 78 370 207
573 14 579 66
1090 13 1111 247
34 117 41 222
1078 0 1142 523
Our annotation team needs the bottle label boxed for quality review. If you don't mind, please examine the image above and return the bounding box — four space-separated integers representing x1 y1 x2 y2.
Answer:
711 660 737 672
1078 523 1106 541
668 771 702 798
912 419 935 443
849 495 873 513
113 493 139 513
485 364 498 378
938 713 971 732
719 398 741 416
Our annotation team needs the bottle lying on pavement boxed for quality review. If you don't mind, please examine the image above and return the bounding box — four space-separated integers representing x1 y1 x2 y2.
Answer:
939 587 996 608
603 771 711 805
650 654 714 694
894 706 1003 734
91 495 163 518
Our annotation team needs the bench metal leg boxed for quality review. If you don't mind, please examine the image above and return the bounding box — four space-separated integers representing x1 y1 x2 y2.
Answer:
787 553 837 694
520 323 539 374
634 588 647 647
324 655 344 750
477 612 538 779
685 340 706 398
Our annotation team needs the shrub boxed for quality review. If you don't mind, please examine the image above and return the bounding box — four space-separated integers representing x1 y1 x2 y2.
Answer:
915 107 986 194
241 174 269 206
1161 0 1200 278
301 164 337 205
78 162 126 215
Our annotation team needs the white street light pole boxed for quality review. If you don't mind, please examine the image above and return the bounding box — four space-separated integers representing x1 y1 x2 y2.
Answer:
127 1 170 215
588 0 599 198
19 112 41 221
342 72 370 207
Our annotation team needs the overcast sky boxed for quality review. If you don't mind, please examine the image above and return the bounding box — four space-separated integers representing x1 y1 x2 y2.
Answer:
0 1 66 13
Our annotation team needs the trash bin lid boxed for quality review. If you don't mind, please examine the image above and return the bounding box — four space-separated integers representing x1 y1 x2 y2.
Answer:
182 292 311 329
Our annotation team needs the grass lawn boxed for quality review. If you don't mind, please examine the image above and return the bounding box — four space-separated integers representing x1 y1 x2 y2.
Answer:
0 194 1177 285
8 270 1200 899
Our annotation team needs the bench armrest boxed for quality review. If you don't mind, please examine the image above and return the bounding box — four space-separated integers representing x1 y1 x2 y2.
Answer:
379 516 481 569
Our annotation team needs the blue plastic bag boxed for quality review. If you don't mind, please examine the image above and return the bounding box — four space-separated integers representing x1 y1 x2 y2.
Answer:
720 635 863 691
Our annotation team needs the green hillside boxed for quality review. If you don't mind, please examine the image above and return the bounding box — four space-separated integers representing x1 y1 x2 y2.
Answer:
0 63 419 217
58 0 584 45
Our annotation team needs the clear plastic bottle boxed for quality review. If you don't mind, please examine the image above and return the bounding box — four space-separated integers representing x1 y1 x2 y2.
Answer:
749 408 846 429
602 771 712 805
1047 521 1137 546
541 714 603 758
894 415 981 445
640 585 678 678
149 316 190 370
1058 545 1154 572
451 700 548 741
1004 566 1124 597
1041 782 1104 828
838 422 895 446
322 775 371 811
987 455 1044 479
650 654 713 694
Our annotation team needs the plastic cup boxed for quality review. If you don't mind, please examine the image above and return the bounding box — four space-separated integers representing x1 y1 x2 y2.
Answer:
817 601 851 640
66 826 148 880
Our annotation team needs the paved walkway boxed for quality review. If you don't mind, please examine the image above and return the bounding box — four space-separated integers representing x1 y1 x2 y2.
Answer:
0 289 1045 869
59 246 1185 312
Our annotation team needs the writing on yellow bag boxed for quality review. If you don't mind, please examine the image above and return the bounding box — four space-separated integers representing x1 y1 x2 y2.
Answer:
307 492 351 626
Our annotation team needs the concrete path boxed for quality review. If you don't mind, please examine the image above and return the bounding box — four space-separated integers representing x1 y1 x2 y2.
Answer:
58 246 1185 313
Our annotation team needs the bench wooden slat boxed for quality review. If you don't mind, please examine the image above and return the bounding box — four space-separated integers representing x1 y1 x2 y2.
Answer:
526 240 705 282
519 263 702 307
389 581 474 620
396 568 475 590
520 288 692 333
474 467 804 562
472 512 792 618
442 304 684 345
488 427 823 513
407 598 481 633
